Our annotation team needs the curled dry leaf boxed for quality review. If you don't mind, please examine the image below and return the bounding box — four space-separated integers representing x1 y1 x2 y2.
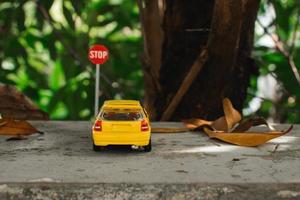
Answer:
183 98 293 147
204 126 293 147
182 98 242 132
182 119 212 130
211 116 228 131
151 127 189 133
222 98 242 130
231 117 270 133
0 84 49 120
0 118 43 140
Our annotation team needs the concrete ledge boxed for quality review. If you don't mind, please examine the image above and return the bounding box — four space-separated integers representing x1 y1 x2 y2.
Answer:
0 121 299 199
1 183 300 200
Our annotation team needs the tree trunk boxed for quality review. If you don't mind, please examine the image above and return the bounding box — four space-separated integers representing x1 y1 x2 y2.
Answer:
139 0 260 121
137 0 164 120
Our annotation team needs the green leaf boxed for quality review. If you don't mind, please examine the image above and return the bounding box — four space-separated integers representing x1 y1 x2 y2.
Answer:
272 1 296 40
49 59 66 91
261 52 285 64
63 4 75 29
16 4 26 32
70 1 85 15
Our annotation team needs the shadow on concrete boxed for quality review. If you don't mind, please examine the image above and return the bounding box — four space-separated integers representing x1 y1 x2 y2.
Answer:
92 145 148 154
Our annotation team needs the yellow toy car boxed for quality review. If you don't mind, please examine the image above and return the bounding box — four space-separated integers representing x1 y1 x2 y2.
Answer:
92 100 151 152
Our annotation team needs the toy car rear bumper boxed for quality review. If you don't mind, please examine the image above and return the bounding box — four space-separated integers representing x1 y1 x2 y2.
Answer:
92 131 151 146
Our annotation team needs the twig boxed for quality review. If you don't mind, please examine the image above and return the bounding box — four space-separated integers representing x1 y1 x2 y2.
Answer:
272 144 279 153
247 90 272 102
257 19 300 86
160 49 208 121
290 10 300 54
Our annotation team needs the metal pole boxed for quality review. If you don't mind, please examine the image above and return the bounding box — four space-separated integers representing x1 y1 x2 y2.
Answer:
95 64 100 117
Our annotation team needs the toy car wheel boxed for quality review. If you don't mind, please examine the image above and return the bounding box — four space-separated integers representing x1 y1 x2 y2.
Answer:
93 142 104 152
143 139 152 152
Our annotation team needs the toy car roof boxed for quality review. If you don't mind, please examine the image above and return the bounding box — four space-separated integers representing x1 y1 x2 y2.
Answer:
102 100 141 109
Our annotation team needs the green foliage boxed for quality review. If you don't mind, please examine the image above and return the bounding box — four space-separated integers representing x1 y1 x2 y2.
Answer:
248 0 300 122
0 0 143 120
1 0 300 122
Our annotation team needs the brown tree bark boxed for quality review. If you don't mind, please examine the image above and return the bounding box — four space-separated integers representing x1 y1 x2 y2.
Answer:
137 0 164 120
139 0 260 121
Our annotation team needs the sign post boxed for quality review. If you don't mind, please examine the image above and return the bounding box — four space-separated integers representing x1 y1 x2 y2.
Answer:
88 45 109 117
95 64 100 117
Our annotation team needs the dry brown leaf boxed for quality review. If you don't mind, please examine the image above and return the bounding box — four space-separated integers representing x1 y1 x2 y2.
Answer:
183 98 242 132
211 116 228 131
151 127 189 133
222 98 242 130
182 118 212 130
203 126 293 147
0 84 49 120
183 98 293 147
231 117 269 133
0 118 43 140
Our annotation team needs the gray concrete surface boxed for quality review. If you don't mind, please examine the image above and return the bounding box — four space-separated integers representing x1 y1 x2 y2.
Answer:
0 121 300 199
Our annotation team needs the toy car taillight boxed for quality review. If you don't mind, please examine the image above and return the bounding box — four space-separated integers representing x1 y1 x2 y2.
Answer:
141 119 149 132
94 120 102 131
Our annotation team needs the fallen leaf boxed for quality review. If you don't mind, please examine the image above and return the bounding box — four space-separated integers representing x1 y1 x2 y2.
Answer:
222 98 242 130
0 118 43 140
203 126 292 147
231 117 271 132
151 127 189 133
0 84 49 120
211 116 228 131
183 98 293 147
183 98 242 132
182 118 212 130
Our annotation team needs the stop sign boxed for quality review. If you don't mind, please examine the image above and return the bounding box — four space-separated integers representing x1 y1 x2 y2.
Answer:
88 44 109 65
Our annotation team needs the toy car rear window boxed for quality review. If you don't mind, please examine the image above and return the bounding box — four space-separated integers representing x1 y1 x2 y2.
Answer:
100 109 144 121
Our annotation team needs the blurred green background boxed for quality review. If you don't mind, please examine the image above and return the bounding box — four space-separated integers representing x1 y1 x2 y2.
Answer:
0 0 299 122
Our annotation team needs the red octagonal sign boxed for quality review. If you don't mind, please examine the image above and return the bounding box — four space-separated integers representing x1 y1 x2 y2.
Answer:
88 44 109 65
